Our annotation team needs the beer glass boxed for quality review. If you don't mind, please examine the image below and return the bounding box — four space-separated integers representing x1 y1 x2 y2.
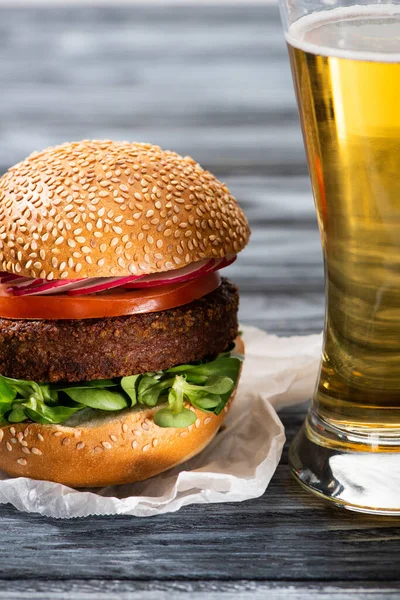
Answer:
279 0 400 513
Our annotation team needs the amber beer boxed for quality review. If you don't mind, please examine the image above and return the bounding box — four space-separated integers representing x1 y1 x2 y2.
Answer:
286 6 400 432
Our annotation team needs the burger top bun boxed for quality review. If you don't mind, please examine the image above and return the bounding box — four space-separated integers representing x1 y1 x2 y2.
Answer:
0 140 250 280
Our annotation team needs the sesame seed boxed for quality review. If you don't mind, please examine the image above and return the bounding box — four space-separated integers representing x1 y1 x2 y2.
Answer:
0 139 250 279
17 458 27 466
142 444 150 452
101 441 112 449
131 440 138 449
110 435 117 442
6 442 12 451
76 442 85 450
31 447 42 456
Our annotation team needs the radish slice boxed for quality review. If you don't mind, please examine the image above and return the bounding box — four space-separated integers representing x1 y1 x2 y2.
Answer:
216 254 237 269
0 273 24 284
12 279 87 297
6 277 42 291
67 275 145 296
122 259 213 289
5 255 237 297
123 256 236 289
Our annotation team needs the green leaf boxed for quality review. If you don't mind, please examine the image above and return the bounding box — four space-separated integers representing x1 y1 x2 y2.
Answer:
0 376 42 400
7 406 28 423
154 407 197 428
39 384 59 405
193 359 241 415
64 388 128 411
0 401 14 422
120 375 140 406
165 364 198 375
171 374 234 400
21 395 83 424
187 357 241 379
198 375 234 395
138 375 174 407
182 373 209 384
0 377 17 403
54 379 117 391
25 404 83 425
189 394 222 411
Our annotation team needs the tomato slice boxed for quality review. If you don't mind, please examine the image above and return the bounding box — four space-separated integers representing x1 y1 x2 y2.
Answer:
0 272 221 320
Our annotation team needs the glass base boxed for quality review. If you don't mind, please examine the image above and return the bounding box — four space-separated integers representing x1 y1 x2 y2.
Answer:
289 413 400 515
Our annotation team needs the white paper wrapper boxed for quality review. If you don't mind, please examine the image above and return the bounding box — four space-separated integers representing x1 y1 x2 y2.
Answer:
0 325 322 518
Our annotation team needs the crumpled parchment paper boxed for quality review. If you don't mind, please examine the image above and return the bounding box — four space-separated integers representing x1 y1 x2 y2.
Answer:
0 325 322 518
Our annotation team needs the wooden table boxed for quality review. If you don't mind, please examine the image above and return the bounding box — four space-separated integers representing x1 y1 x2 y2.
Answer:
0 4 399 599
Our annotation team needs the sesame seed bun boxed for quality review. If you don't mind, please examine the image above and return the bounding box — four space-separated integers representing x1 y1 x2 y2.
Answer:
0 337 243 488
0 140 250 280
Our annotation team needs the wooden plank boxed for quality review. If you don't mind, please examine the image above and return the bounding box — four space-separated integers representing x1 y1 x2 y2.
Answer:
0 580 399 600
1 419 400 584
0 4 305 173
239 291 324 335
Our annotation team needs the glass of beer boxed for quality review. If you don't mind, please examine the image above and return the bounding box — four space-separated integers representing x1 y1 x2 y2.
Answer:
279 0 400 513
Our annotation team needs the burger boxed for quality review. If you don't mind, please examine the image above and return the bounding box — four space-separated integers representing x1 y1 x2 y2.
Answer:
0 140 250 487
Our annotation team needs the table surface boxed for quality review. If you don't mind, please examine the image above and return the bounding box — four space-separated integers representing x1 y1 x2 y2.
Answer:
1 4 400 600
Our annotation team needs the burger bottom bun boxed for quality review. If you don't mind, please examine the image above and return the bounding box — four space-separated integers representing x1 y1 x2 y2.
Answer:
0 337 244 488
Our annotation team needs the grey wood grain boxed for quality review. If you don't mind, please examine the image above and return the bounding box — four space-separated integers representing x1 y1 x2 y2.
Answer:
0 581 399 600
0 3 396 598
0 4 305 174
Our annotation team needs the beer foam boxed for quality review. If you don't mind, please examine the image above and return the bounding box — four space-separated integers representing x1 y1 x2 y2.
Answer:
286 4 400 62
